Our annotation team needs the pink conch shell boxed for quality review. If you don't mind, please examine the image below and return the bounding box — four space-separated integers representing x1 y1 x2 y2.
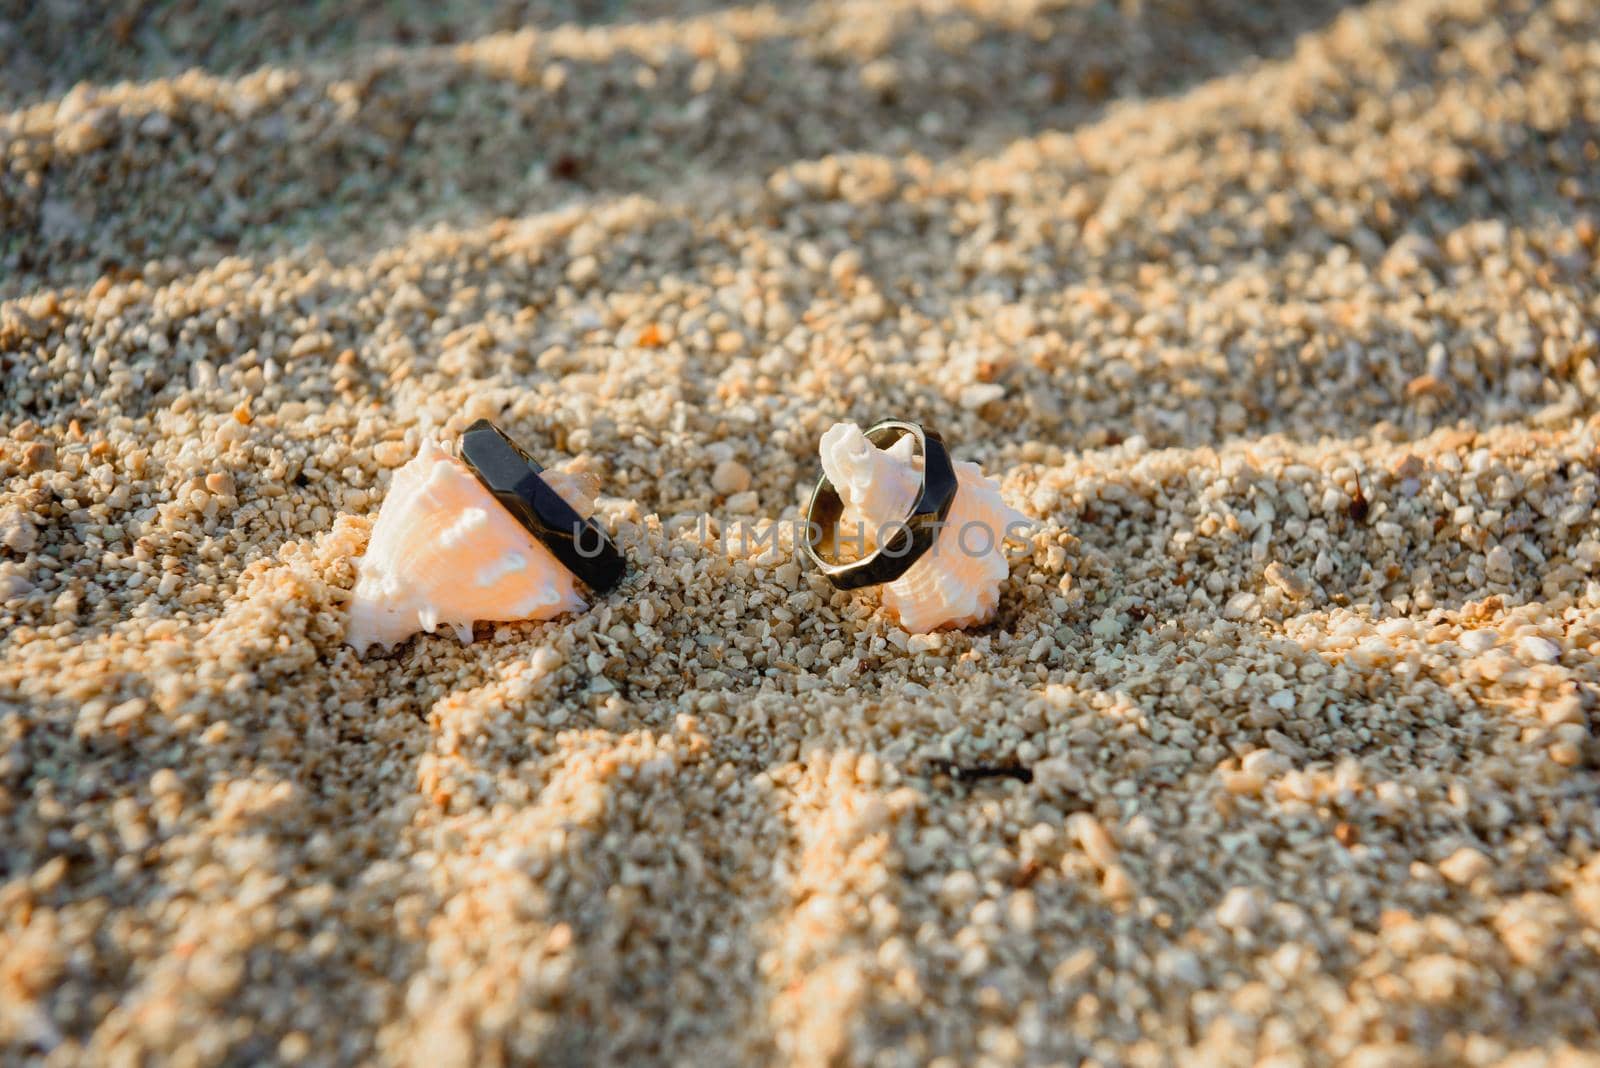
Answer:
345 439 592 653
819 421 1031 633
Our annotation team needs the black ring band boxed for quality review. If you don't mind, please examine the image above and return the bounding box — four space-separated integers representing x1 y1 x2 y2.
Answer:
458 419 627 594
801 420 959 590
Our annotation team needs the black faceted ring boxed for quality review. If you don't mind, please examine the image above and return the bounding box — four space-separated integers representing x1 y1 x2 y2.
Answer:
458 419 626 594
802 420 959 590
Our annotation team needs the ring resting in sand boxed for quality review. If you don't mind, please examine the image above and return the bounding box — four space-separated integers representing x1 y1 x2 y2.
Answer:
344 420 624 655
802 420 959 590
459 420 626 595
803 420 1032 633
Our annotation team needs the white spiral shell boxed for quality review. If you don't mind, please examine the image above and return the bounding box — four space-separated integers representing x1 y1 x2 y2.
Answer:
818 421 1030 633
345 439 593 654
819 422 921 534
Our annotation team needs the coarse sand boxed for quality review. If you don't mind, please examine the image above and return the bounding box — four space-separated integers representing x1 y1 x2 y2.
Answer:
4 0 1600 1064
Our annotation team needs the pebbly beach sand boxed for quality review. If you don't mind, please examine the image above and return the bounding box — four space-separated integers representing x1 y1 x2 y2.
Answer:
3 0 1600 1064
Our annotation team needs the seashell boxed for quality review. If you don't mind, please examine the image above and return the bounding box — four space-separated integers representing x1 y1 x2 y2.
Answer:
345 438 595 654
818 421 1030 633
819 423 921 534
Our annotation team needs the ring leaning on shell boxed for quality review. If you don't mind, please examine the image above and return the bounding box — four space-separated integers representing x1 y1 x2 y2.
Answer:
344 420 625 655
341 416 1027 652
803 420 1030 633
